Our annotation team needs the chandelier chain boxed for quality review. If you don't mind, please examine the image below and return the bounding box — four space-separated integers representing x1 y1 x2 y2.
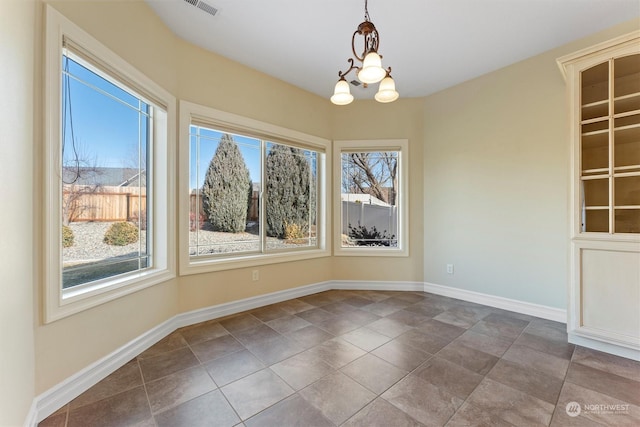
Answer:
330 0 398 104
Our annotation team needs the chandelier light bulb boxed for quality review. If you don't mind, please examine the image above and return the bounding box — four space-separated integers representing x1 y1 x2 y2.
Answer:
330 0 398 104
374 74 399 103
358 51 386 84
331 78 354 105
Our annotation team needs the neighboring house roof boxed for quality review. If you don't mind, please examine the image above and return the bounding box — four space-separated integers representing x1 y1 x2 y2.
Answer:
341 193 390 207
62 167 146 187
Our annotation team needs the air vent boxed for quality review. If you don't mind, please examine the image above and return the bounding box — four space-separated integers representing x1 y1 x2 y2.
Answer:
183 0 218 17
350 80 361 86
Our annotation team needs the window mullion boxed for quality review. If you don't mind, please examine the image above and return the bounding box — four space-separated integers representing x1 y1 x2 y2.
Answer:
260 139 266 253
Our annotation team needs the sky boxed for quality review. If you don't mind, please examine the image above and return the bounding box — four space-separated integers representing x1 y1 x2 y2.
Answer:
63 55 147 171
189 127 262 190
63 53 323 192
63 53 261 189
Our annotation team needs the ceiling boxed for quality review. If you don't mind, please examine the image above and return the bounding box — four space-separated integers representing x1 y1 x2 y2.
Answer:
145 0 640 100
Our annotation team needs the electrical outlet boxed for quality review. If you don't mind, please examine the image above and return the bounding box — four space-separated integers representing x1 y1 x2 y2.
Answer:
252 270 259 281
446 264 454 275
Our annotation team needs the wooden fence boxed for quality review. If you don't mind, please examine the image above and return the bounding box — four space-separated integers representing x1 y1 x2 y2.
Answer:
64 186 259 223
190 191 259 222
64 185 146 222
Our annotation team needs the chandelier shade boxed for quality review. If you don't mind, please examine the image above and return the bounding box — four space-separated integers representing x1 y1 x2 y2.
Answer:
331 0 399 105
374 73 399 103
331 77 355 105
358 51 386 84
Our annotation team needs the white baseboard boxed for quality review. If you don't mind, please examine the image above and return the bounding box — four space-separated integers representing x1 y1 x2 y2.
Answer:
32 316 176 425
31 281 332 425
569 333 640 361
23 400 37 427
31 279 562 425
332 280 425 292
175 281 332 328
423 282 567 323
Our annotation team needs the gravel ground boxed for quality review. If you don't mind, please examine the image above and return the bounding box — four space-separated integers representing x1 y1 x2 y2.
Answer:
63 222 146 265
64 222 316 264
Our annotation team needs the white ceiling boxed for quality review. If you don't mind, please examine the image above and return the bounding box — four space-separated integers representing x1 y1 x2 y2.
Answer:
145 0 640 100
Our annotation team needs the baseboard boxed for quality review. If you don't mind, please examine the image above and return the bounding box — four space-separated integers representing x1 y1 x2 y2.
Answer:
423 282 567 323
569 333 640 362
30 279 561 425
32 316 176 425
174 281 332 328
23 400 37 427
332 280 425 292
31 280 332 425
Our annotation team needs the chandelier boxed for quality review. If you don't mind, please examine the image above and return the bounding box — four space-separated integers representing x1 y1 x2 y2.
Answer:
331 0 399 105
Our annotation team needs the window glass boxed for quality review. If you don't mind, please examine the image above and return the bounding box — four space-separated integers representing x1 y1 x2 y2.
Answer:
189 125 321 258
61 53 151 289
334 139 408 257
341 151 399 247
265 142 318 250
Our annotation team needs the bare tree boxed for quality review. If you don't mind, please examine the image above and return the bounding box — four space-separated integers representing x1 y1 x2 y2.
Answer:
62 141 103 225
342 152 397 205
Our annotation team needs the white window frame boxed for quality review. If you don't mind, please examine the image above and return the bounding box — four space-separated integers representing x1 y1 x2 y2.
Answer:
179 101 331 275
44 6 175 323
333 139 409 257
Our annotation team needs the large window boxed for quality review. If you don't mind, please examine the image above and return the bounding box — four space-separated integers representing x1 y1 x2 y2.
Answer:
45 7 175 322
61 51 151 288
334 140 409 256
180 102 330 273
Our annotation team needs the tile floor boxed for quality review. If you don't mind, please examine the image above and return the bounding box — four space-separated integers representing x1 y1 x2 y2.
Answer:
38 290 640 427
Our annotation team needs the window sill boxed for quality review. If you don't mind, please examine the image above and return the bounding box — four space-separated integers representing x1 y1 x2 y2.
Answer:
45 268 175 323
180 248 331 276
333 247 409 257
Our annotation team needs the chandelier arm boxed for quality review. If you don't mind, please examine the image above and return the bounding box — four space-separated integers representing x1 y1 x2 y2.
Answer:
351 30 365 62
338 58 359 79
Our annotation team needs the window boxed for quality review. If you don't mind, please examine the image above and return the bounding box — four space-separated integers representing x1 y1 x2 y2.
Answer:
180 102 330 274
45 7 175 322
61 52 151 288
333 140 409 256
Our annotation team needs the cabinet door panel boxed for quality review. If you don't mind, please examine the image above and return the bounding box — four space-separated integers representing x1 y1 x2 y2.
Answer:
581 249 640 338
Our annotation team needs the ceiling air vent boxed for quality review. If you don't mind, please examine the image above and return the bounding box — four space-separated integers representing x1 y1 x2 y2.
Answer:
183 0 218 17
350 80 361 87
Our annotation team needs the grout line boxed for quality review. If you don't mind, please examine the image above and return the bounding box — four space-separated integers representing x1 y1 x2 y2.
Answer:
45 290 624 427
137 358 157 427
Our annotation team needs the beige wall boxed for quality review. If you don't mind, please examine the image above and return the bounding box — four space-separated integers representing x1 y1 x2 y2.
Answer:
2 0 638 424
33 0 335 397
331 98 425 282
422 18 640 309
0 0 37 424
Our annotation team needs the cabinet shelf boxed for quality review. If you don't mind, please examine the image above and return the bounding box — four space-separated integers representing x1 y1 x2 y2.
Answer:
581 173 608 180
614 92 640 115
582 168 609 175
614 170 640 178
614 165 640 172
582 129 608 137
583 99 608 108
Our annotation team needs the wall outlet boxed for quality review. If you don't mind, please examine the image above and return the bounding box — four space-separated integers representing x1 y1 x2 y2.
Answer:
446 264 454 275
252 270 259 281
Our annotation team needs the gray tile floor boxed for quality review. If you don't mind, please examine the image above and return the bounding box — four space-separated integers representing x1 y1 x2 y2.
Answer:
39 290 640 427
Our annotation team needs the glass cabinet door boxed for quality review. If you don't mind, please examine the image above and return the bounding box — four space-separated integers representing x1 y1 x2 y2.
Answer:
580 54 640 234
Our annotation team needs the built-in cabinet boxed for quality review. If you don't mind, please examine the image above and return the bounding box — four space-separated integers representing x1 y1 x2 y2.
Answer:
558 31 640 360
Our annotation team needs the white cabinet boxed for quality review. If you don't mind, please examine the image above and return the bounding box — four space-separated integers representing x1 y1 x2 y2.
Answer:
558 31 640 360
